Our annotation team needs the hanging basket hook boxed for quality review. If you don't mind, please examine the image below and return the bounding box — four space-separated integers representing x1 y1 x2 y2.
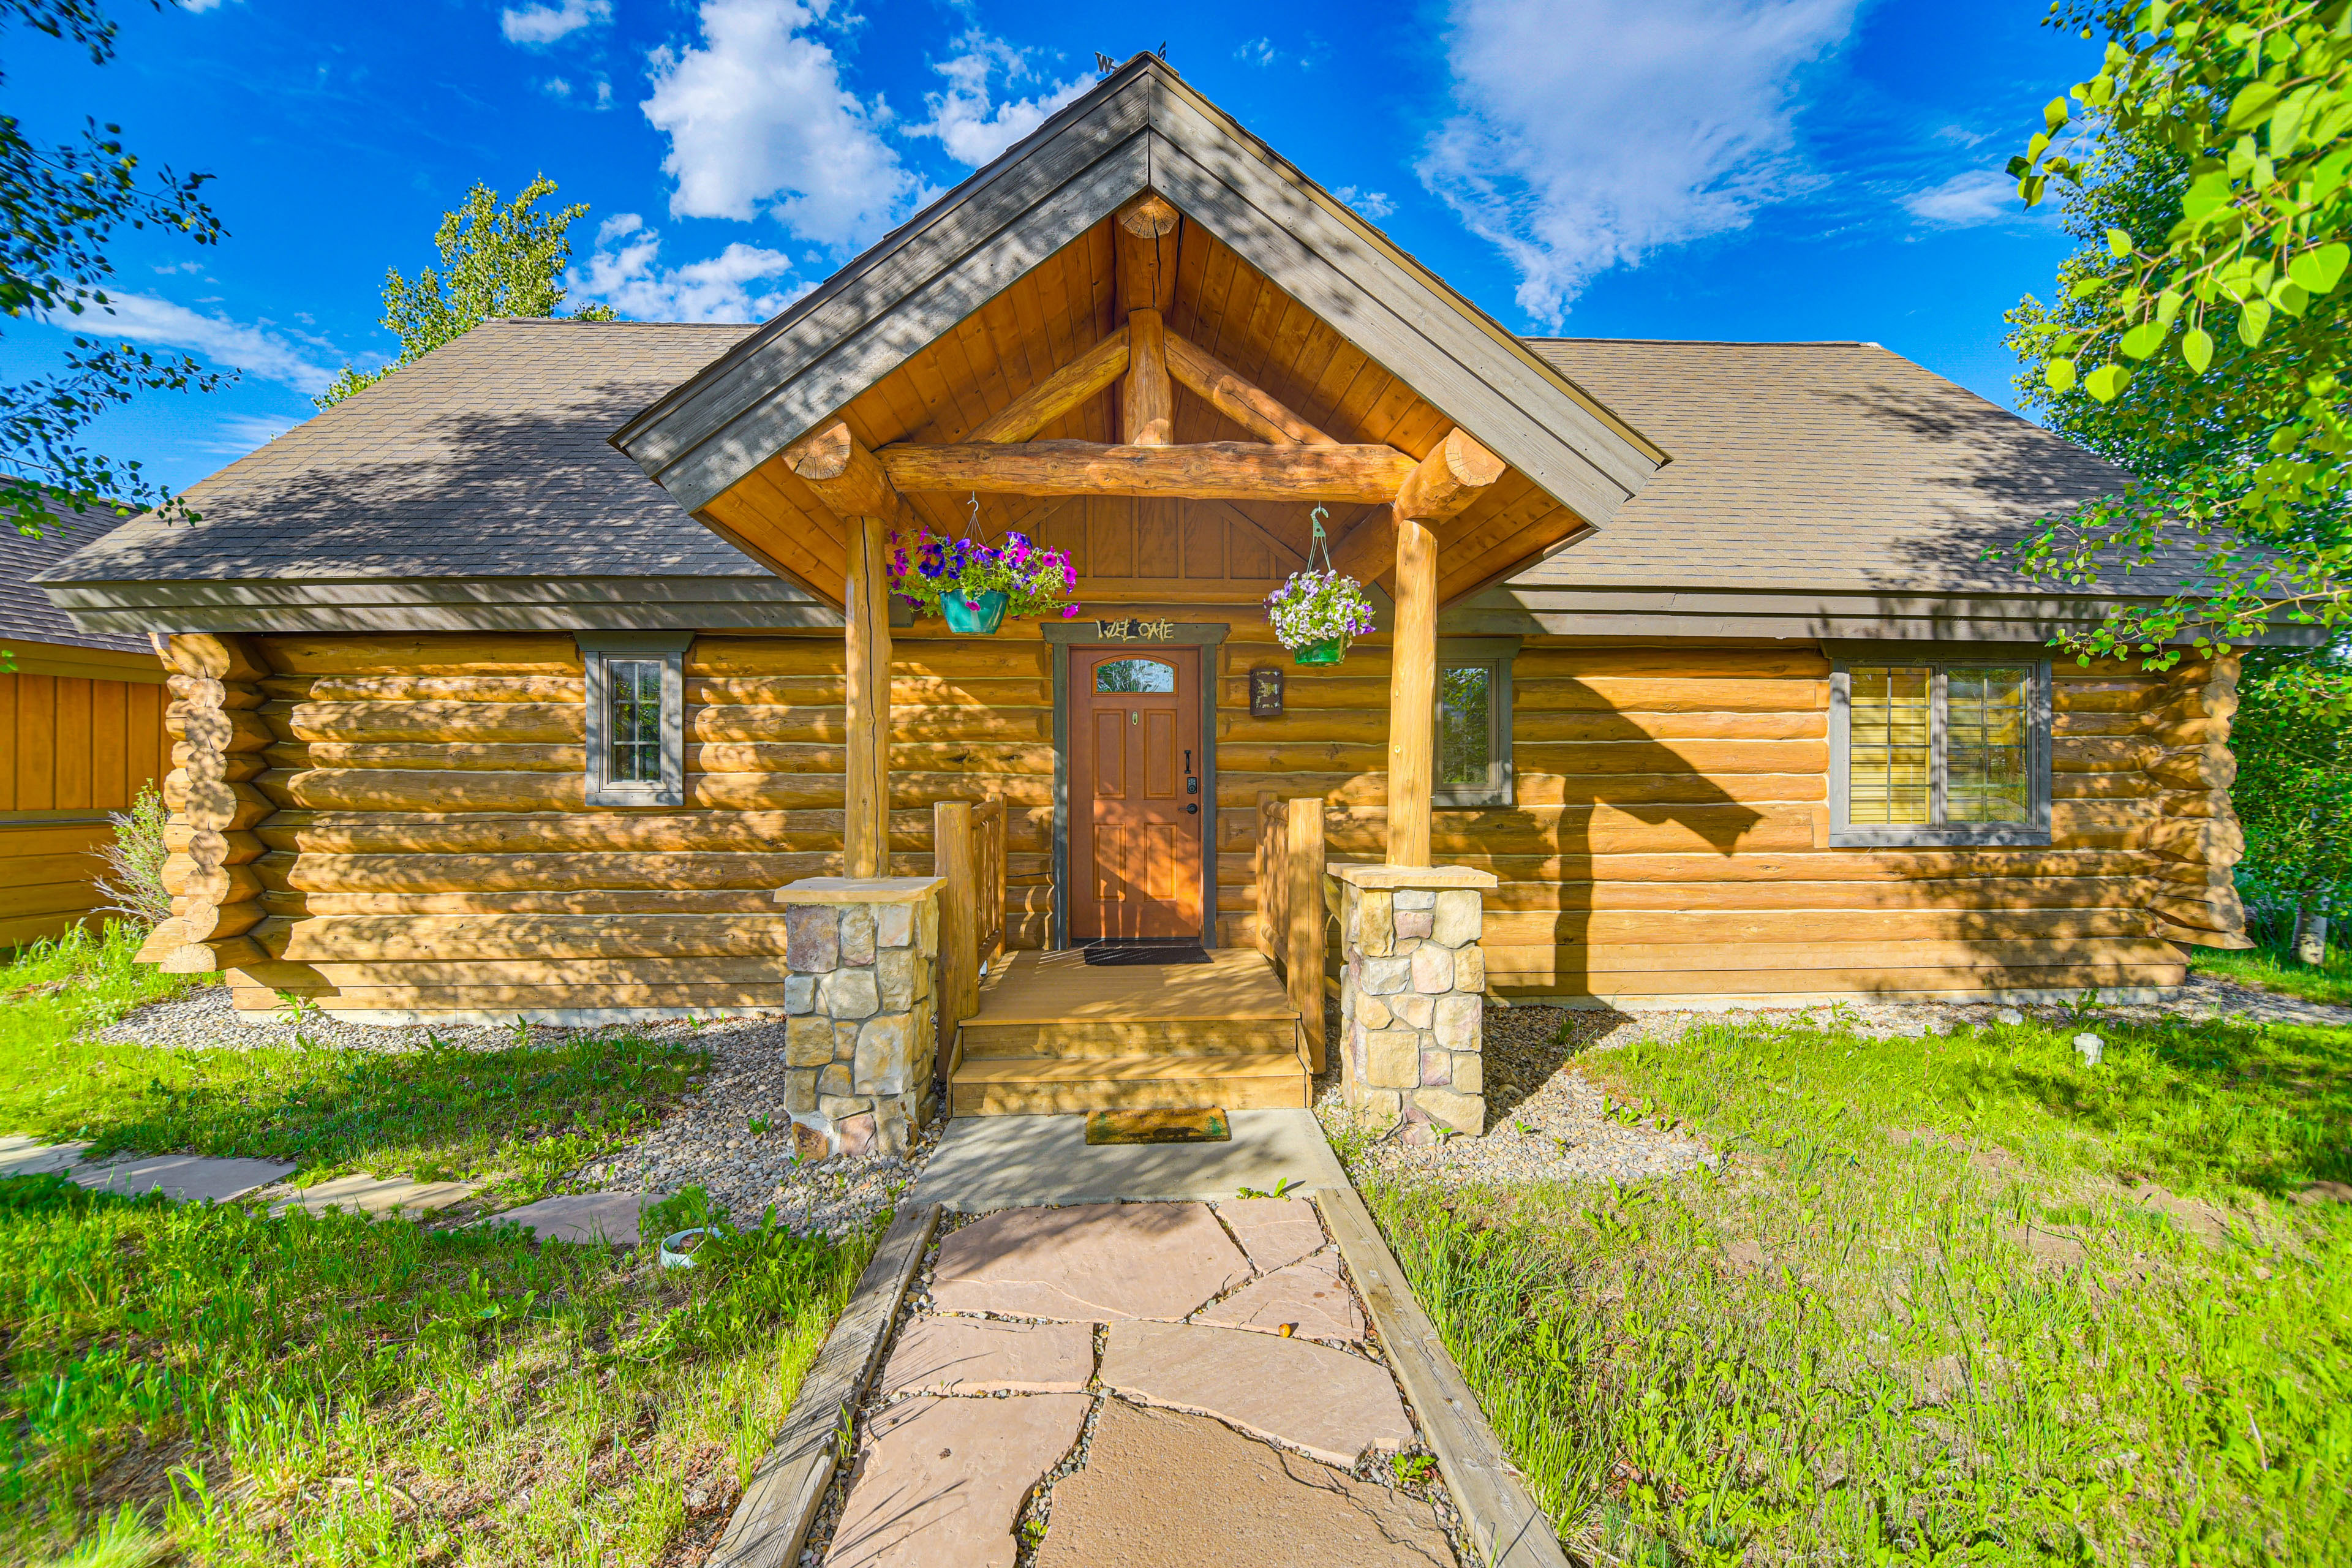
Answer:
1306 503 1335 574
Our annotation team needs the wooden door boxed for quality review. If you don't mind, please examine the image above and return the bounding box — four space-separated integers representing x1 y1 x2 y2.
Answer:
1069 648 1204 941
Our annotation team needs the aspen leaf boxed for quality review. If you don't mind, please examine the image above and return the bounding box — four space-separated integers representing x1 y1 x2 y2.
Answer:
2105 227 2134 257
2044 96 2071 134
2287 243 2349 295
2082 363 2130 402
2237 298 2271 347
2225 81 2282 131
2046 357 2078 393
2119 321 2165 359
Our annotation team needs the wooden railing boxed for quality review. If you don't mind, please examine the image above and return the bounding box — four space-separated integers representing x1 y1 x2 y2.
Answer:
933 796 1008 1079
1254 793 1329 1071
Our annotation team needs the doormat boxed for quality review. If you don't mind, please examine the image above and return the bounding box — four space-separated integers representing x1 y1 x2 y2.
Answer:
1085 1107 1231 1145
1081 943 1212 967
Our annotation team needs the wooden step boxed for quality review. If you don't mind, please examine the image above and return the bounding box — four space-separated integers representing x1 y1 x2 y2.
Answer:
958 1017 1299 1058
949 1050 1310 1117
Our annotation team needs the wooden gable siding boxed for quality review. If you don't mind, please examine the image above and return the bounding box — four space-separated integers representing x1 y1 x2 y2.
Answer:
0 668 168 948
697 214 1583 611
206 632 1053 1014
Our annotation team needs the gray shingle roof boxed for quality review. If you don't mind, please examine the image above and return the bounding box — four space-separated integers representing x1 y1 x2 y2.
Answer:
35 318 770 587
1517 339 2203 596
3 505 156 650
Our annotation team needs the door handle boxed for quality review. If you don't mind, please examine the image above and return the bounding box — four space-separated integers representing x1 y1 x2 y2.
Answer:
1185 803 1199 813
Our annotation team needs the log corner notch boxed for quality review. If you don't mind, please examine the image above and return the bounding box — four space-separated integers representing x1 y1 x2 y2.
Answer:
141 632 274 973
2145 651 2254 948
783 419 900 878
1384 429 1506 869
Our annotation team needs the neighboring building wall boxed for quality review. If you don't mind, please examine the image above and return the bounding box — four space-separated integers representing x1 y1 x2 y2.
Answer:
0 646 170 949
206 631 1050 1017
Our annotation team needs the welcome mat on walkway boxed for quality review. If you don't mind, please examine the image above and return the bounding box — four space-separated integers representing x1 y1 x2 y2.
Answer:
1080 942 1212 967
1085 1108 1231 1145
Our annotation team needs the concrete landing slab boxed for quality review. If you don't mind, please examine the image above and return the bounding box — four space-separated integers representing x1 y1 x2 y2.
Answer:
909 1109 1345 1212
488 1191 658 1245
0 1136 89 1178
1218 1196 1325 1272
269 1172 480 1219
69 1153 295 1204
829 1392 1089 1568
880 1314 1095 1397
1099 1319 1412 1469
1036 1400 1452 1568
1196 1248 1367 1343
930 1202 1248 1322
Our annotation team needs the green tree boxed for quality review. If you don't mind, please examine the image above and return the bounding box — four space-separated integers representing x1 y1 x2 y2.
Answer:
2002 0 2352 706
2 0 229 538
317 176 614 408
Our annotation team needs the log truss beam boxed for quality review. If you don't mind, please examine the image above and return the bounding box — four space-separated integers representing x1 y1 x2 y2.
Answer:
1329 429 1507 586
877 439 1421 505
1163 329 1338 447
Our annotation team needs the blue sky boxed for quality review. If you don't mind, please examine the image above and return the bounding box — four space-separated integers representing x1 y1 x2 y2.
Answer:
4 0 2105 494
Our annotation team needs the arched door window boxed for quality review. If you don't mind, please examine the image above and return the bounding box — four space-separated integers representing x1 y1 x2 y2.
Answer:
1094 657 1176 693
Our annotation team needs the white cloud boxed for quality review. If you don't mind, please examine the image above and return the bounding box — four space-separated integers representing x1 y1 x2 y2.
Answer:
1902 168 2028 228
1419 0 1861 324
541 76 573 99
569 213 805 322
70 293 340 396
501 0 611 45
905 31 1090 168
200 413 303 457
180 0 236 11
1235 37 1280 67
1333 186 1396 221
643 0 918 252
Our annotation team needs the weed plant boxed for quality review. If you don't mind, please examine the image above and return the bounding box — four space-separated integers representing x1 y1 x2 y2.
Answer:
2 1176 871 1564
1351 1012 2352 1566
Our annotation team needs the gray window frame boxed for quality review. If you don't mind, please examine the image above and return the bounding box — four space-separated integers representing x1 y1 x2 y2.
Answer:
578 631 692 809
1433 636 1518 809
1826 643 2051 848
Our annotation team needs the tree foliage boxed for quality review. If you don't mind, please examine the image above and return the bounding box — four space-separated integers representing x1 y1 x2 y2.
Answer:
1 0 228 538
2002 1 2352 703
316 176 613 409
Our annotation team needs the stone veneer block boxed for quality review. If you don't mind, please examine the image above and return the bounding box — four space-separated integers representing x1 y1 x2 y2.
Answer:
1390 992 1434 1029
1353 888 1394 957
854 1014 912 1095
1450 1054 1482 1094
839 903 878 965
1363 1030 1419 1088
1410 943 1453 993
1033 1401 1451 1568
785 1015 833 1066
783 905 837 971
880 1314 1096 1396
1415 1087 1483 1136
1359 956 1410 995
828 1392 1089 1568
875 902 913 948
1432 992 1480 1049
930 1202 1250 1322
1194 1249 1368 1343
1217 1197 1324 1272
783 973 816 1014
1419 1049 1451 1086
1431 889 1482 946
1393 888 1437 911
1099 1321 1412 1468
1355 992 1392 1030
821 968 881 1020
1393 910 1434 939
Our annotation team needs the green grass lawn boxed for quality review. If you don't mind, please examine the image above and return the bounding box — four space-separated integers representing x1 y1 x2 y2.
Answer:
0 924 866 1566
2192 935 2352 1007
1349 1009 2352 1566
1 924 700 1203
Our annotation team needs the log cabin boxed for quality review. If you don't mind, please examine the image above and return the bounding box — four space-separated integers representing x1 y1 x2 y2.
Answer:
30 57 2279 1144
1 516 170 949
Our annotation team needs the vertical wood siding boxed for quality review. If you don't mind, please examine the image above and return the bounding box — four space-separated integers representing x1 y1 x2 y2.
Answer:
0 672 168 946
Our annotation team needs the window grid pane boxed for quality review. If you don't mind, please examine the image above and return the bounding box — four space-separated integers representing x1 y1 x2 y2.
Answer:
1438 665 1493 786
608 659 663 784
1848 666 1931 824
1947 665 2032 823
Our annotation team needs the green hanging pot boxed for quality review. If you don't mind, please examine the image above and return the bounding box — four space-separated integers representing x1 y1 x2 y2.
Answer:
1292 636 1347 666
941 589 1009 635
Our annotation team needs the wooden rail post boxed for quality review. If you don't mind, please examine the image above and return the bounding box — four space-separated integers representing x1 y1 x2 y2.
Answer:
933 799 977 1083
844 514 891 878
1284 796 1327 1070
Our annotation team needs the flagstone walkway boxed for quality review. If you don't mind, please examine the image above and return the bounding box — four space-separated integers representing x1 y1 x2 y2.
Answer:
820 1197 1457 1567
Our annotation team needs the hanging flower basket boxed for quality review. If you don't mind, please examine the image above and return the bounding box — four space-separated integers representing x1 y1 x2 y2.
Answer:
1264 506 1376 665
889 521 1079 633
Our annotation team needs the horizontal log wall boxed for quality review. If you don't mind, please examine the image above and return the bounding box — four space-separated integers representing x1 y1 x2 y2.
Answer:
1219 636 2205 1003
220 632 1053 1016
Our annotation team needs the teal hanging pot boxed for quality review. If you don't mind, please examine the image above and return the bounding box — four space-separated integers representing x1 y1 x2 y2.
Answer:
1292 636 1347 666
941 588 1009 635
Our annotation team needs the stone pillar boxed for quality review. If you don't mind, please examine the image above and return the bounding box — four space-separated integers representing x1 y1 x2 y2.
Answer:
1329 863 1497 1144
775 876 943 1159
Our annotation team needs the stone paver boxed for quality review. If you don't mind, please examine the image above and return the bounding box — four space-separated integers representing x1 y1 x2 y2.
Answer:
1036 1400 1451 1568
1099 1320 1412 1468
1196 1248 1367 1343
880 1314 1095 1397
268 1172 480 1219
0 1136 89 1178
829 1392 1089 1568
69 1152 295 1203
908 1109 1346 1211
489 1191 659 1245
930 1202 1248 1322
1218 1196 1324 1272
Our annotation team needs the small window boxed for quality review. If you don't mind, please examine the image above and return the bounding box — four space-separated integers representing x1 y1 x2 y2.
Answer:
579 632 692 807
1096 658 1175 693
1433 639 1516 807
1830 650 2049 846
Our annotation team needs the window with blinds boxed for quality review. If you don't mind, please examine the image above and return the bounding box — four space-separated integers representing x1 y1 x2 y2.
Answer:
1831 654 2048 846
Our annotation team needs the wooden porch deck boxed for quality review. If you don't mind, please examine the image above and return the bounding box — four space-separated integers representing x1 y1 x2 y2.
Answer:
946 948 1311 1117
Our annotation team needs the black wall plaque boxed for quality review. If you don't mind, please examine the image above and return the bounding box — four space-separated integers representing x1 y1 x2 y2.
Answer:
1248 666 1284 717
